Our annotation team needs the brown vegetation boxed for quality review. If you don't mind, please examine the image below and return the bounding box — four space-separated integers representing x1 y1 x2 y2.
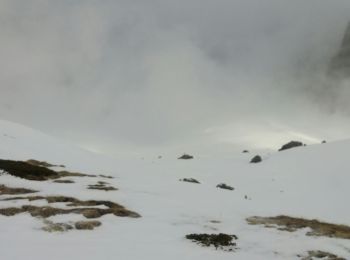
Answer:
246 216 350 239
0 195 140 219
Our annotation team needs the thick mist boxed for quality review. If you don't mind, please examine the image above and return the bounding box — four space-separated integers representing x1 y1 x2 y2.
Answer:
1 0 350 155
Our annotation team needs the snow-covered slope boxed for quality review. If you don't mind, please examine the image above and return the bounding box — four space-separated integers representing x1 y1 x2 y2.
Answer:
0 119 349 260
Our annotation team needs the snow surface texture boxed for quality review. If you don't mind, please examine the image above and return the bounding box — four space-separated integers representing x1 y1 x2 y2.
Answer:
0 119 349 259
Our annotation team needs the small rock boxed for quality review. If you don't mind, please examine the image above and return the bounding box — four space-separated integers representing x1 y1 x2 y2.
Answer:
250 155 262 163
178 154 194 160
180 178 200 184
242 150 249 153
216 183 234 191
322 140 327 144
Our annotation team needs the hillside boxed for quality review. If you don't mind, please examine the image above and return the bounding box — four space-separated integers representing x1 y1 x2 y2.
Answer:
0 119 349 260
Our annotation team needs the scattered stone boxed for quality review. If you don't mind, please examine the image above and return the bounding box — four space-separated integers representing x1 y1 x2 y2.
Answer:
242 150 249 153
75 220 101 230
0 184 37 195
186 233 238 251
216 183 234 191
178 154 194 160
301 250 346 260
179 178 200 184
322 140 327 144
246 215 350 239
278 141 303 151
53 179 75 184
250 155 262 163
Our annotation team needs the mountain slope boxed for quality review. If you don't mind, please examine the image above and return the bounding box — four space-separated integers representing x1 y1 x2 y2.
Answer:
0 119 349 260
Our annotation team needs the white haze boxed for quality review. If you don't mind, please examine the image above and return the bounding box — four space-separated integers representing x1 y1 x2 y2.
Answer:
1 0 350 155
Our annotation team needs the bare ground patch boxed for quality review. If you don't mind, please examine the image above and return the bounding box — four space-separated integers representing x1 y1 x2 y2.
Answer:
186 233 238 251
0 184 37 195
26 159 65 168
299 250 346 260
0 159 97 181
247 216 350 239
1 195 140 218
53 179 75 184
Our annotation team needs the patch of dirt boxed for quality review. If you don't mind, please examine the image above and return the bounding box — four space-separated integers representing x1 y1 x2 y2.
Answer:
1 195 140 219
179 178 200 184
26 159 65 168
0 184 37 195
186 233 238 251
216 183 234 191
246 216 350 239
75 220 101 230
53 179 75 184
178 154 194 160
88 181 117 191
0 159 97 181
300 250 346 260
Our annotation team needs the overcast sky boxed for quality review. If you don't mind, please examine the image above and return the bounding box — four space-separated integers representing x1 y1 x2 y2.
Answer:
1 0 350 155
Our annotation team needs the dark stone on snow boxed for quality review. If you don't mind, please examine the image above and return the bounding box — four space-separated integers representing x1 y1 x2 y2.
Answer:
278 141 303 151
250 155 262 163
178 154 194 160
216 183 234 191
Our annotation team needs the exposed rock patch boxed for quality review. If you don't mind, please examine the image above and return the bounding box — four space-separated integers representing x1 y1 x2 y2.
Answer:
247 215 350 239
53 179 75 184
216 183 234 191
1 195 140 219
42 220 73 232
179 178 200 184
250 155 262 163
186 233 238 251
88 181 117 191
0 184 37 195
26 159 65 168
278 141 303 151
178 154 194 160
75 220 101 230
0 159 97 181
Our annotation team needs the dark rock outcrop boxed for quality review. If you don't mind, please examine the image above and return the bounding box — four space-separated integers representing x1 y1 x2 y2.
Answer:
178 154 194 160
250 155 262 163
278 141 303 151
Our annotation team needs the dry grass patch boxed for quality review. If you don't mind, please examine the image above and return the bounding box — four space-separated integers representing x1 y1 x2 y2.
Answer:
1 195 140 219
247 216 350 239
0 184 37 195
